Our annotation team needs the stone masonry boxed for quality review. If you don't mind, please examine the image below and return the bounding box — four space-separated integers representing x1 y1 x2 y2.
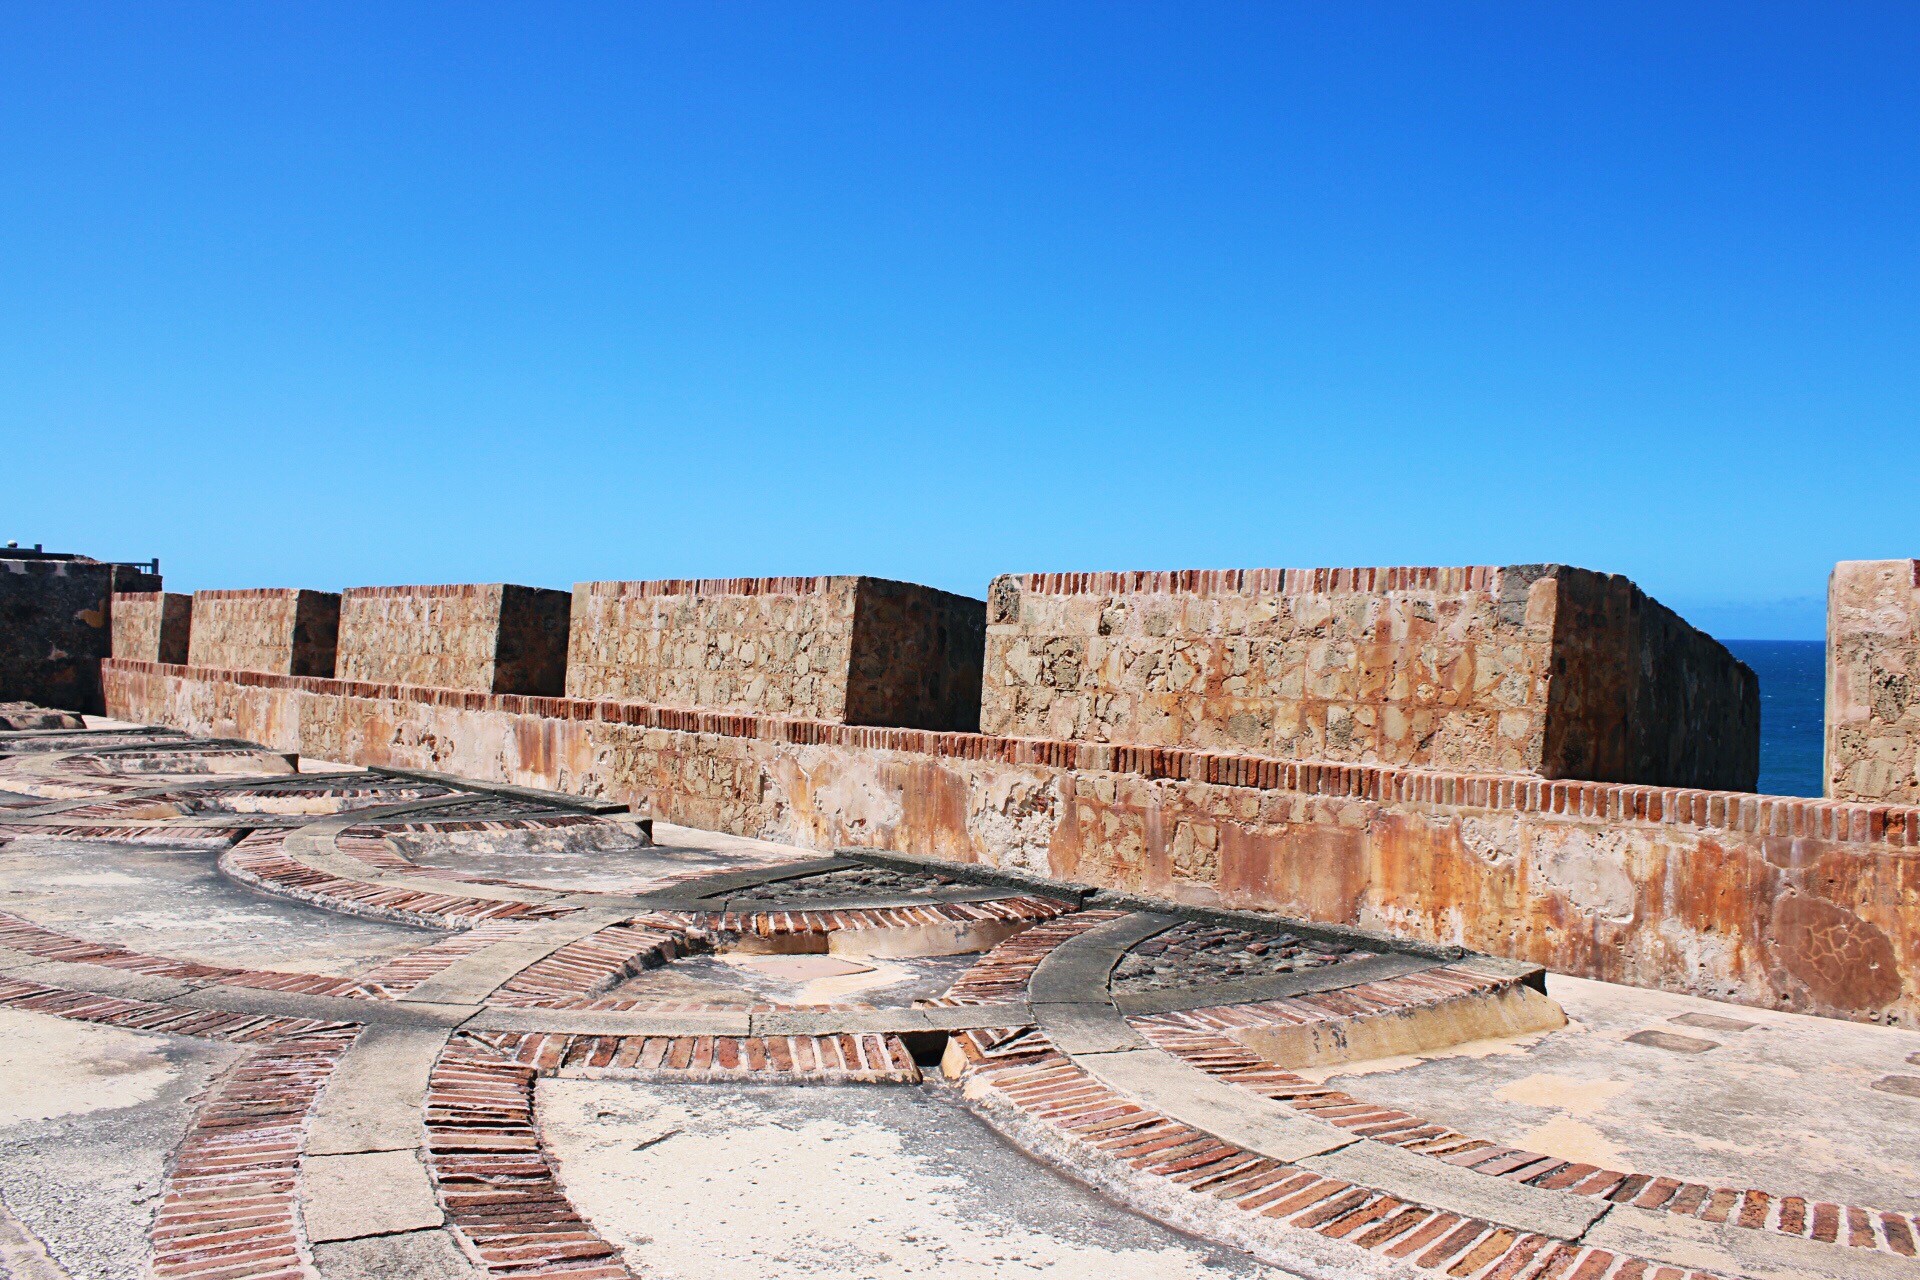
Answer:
103 656 1920 1028
112 590 193 665
1828 559 1920 803
336 582 571 695
566 575 986 731
0 551 160 713
187 588 340 677
983 565 1757 790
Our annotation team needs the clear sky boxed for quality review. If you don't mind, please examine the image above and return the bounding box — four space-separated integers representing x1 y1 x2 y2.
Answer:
5 5 1915 639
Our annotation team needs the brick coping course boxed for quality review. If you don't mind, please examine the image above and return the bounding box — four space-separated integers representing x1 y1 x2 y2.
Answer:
1005 565 1501 597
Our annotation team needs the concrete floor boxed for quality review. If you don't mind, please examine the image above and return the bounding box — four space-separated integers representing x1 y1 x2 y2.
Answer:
1313 972 1920 1213
0 833 435 976
537 1078 1282 1280
0 1007 240 1280
607 951 983 1007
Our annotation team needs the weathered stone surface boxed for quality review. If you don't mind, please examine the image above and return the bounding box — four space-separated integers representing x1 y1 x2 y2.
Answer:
104 659 1920 1027
1 554 160 713
981 565 1757 790
186 588 339 677
565 576 984 730
110 591 191 665
1828 559 1920 803
335 583 570 695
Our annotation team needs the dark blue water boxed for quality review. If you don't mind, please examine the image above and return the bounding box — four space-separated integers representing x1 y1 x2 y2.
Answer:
1723 640 1825 797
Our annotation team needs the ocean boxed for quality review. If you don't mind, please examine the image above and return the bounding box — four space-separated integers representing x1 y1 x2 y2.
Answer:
1722 640 1825 798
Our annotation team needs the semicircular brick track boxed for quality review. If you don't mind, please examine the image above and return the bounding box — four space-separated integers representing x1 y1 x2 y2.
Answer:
1 714 1915 1280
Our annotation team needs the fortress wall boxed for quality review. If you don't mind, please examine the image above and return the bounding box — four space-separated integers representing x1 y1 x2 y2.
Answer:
983 565 1757 790
1828 560 1920 803
187 588 339 677
566 576 985 731
106 657 1920 1028
1 557 160 713
336 583 570 695
111 591 192 665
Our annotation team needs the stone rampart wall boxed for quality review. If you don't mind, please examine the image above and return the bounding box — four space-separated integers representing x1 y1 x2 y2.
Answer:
983 565 1756 790
187 589 339 678
566 575 984 730
1828 560 1920 804
111 591 192 665
105 658 1919 1028
336 583 570 695
1543 568 1759 791
1 558 160 713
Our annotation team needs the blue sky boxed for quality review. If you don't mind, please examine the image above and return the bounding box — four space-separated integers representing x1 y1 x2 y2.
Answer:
5 5 1915 639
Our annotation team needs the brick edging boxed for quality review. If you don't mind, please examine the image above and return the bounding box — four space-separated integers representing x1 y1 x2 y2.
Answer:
943 1026 1659 1280
1137 1004 1920 1258
152 1033 356 1280
1005 565 1500 598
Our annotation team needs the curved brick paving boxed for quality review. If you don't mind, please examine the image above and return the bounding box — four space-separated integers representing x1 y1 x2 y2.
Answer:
0 721 1914 1279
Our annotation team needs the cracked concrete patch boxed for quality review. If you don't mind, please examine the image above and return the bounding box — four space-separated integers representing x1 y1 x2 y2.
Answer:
0 1007 240 1280
537 1079 1286 1279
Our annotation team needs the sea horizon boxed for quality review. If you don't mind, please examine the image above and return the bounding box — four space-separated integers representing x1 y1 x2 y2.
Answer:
1722 639 1823 798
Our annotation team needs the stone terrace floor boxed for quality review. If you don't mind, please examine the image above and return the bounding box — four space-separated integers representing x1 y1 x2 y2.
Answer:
0 714 1915 1280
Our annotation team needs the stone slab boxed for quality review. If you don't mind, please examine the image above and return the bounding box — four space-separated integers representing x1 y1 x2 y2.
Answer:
465 1007 753 1037
397 911 624 1005
1031 1002 1150 1054
313 1229 482 1280
1072 1048 1353 1164
306 1025 451 1156
180 984 475 1027
1027 913 1179 1003
300 1149 443 1243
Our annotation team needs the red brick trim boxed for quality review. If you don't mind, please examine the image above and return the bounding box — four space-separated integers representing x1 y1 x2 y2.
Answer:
491 924 692 1005
576 577 839 599
353 921 542 996
0 911 381 999
106 659 1920 847
1006 566 1500 598
222 830 570 929
673 894 1073 943
0 975 357 1043
470 1028 922 1082
934 910 1129 1004
944 1028 1663 1280
1137 994 1920 1257
425 1037 629 1279
190 588 329 601
339 583 508 600
111 590 168 604
151 1034 355 1280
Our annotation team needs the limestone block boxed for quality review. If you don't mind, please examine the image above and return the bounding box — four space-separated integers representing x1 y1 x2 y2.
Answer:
982 564 1757 789
1827 560 1920 803
188 588 339 677
565 576 985 730
336 583 570 695
112 591 192 665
